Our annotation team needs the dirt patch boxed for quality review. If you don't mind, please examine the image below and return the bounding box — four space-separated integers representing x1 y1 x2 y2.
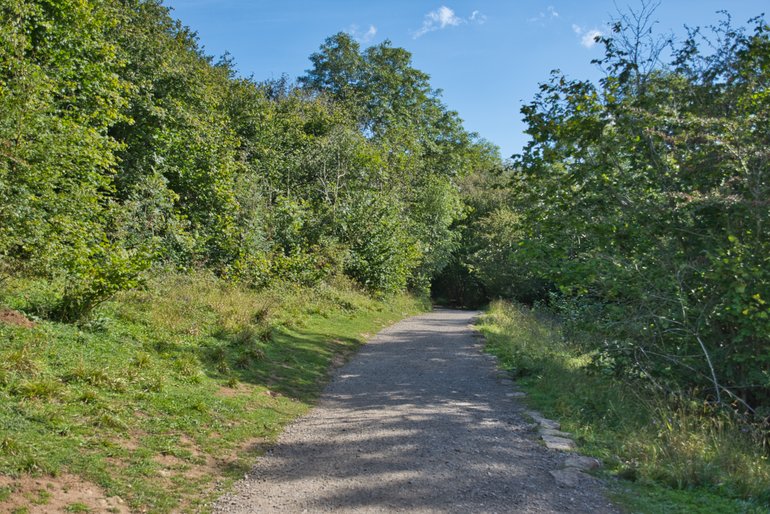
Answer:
154 453 184 468
118 430 143 452
178 435 204 458
0 308 35 328
0 473 129 514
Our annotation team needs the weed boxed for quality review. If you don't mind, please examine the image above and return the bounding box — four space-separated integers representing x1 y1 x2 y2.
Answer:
0 436 19 456
132 352 152 369
14 378 61 399
29 488 52 505
173 354 203 381
3 345 39 375
77 389 100 404
95 413 128 431
140 374 165 392
63 363 126 391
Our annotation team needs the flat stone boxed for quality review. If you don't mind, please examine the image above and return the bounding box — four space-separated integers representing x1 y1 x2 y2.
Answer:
539 427 571 438
506 391 527 398
541 435 576 451
549 468 582 487
564 455 602 471
539 418 561 430
525 410 561 430
499 379 514 386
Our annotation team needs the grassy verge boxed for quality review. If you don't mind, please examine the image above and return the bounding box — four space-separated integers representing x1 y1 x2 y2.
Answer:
477 300 770 514
0 271 426 513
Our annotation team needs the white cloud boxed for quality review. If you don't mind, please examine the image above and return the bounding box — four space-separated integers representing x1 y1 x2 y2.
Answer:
572 24 602 48
581 29 602 48
348 24 378 43
362 24 377 42
413 6 485 38
547 6 559 18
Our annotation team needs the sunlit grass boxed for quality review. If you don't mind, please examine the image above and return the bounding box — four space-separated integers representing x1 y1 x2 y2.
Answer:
478 300 770 513
0 270 426 513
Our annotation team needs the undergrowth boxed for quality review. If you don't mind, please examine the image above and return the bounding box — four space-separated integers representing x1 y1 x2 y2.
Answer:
0 269 426 513
478 300 770 513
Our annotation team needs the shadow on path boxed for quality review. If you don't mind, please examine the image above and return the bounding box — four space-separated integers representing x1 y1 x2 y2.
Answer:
214 309 618 513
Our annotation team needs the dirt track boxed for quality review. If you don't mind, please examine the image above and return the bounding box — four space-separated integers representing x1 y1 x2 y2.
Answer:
213 309 618 513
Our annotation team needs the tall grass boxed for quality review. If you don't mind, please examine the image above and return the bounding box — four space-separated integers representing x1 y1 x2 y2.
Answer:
478 300 770 511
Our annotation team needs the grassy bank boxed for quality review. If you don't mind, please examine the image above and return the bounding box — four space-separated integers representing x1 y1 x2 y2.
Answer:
0 271 426 513
477 300 770 514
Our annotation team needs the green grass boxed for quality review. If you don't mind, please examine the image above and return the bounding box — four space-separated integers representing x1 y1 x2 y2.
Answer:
0 270 426 513
477 300 770 514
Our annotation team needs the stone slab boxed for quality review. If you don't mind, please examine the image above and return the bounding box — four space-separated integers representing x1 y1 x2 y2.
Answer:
541 435 576 451
525 410 561 430
564 455 602 471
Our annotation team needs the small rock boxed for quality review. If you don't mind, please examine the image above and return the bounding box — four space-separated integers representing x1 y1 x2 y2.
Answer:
506 392 527 398
564 455 602 471
541 435 576 451
549 469 582 487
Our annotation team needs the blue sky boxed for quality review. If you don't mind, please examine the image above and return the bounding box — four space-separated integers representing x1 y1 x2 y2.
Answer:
164 1 767 159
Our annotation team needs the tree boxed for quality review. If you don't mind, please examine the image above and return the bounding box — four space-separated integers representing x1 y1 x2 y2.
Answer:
502 7 770 410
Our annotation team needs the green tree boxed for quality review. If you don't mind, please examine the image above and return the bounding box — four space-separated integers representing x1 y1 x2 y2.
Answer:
505 6 770 410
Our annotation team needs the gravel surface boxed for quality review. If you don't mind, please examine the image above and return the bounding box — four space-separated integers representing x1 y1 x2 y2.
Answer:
213 309 619 513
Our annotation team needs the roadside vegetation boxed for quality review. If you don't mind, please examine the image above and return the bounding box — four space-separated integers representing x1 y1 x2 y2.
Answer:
479 300 770 513
0 270 425 512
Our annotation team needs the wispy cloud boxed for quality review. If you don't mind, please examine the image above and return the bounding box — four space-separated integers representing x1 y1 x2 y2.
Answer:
528 5 559 24
413 6 486 38
572 24 602 48
348 24 378 43
470 10 487 24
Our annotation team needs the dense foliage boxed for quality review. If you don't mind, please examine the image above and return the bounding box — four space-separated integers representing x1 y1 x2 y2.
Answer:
2 0 767 426
0 0 496 320
460 7 770 414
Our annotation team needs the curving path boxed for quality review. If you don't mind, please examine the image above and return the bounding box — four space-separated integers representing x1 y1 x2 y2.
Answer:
214 309 618 513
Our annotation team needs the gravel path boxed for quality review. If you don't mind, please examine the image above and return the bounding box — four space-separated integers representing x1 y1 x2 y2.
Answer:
214 309 619 513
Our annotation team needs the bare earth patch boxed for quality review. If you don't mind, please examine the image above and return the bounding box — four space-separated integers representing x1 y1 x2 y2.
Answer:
0 473 129 513
0 308 35 328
